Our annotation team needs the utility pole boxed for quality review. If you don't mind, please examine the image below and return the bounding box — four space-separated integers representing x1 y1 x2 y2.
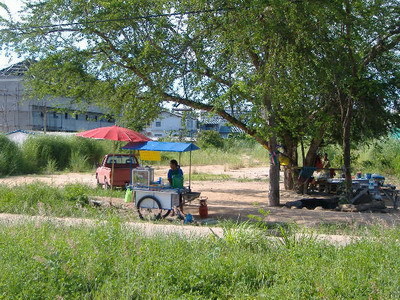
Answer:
43 105 47 134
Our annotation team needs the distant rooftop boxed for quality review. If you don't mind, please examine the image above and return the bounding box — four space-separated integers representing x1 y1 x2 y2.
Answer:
0 60 32 77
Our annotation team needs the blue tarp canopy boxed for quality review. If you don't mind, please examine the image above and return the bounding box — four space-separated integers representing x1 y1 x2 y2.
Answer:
122 141 200 152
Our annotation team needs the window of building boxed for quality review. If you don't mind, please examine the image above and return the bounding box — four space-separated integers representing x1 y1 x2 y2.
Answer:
75 114 79 120
53 112 58 119
155 121 161 127
65 113 68 119
85 115 89 121
40 112 44 118
94 115 98 121
154 134 163 137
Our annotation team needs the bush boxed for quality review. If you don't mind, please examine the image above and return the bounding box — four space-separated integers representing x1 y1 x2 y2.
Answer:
68 136 107 169
197 130 225 149
318 137 400 177
0 135 24 176
20 135 108 173
22 135 72 172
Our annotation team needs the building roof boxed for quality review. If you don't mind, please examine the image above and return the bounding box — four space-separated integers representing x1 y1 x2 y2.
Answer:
6 129 36 135
0 60 32 77
200 114 244 133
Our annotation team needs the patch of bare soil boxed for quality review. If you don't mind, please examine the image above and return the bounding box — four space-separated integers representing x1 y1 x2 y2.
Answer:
1 166 399 226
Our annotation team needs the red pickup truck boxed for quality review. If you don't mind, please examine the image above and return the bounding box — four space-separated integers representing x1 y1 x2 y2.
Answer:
96 154 139 188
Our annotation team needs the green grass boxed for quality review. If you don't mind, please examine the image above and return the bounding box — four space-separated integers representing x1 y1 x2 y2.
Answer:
1 221 400 299
191 172 233 181
0 183 127 219
0 135 25 176
321 137 400 177
147 140 268 168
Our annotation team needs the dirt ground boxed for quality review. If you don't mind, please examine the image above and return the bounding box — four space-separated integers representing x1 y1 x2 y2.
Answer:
1 165 399 226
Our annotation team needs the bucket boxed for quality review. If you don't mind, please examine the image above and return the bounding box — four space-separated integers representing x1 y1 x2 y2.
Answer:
199 197 208 218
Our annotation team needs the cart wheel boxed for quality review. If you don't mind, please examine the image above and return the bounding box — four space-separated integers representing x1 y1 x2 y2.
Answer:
161 209 171 218
137 196 162 220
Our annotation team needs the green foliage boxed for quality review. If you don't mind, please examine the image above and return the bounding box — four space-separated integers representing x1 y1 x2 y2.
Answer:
68 137 106 169
20 135 107 173
355 138 400 176
322 137 400 177
197 130 225 149
0 135 24 176
21 135 72 172
1 222 400 298
0 183 125 217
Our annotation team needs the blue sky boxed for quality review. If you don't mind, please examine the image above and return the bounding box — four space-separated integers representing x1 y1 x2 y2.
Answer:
0 0 23 69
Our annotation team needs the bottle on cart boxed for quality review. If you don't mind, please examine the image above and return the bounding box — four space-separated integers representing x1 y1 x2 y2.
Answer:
368 179 375 190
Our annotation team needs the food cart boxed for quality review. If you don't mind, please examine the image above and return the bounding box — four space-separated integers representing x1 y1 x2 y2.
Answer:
122 141 201 220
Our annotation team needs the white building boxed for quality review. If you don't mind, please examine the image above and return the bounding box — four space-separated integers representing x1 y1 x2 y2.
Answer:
6 129 76 145
0 61 113 133
144 111 197 138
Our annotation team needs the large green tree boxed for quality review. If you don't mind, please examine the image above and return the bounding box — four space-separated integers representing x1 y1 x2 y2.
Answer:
0 0 398 204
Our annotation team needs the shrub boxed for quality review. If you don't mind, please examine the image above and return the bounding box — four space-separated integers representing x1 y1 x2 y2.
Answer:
0 135 24 176
22 135 72 172
197 130 224 149
68 136 107 168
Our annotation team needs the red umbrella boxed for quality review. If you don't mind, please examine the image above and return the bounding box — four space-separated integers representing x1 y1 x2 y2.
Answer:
76 125 151 188
76 125 151 142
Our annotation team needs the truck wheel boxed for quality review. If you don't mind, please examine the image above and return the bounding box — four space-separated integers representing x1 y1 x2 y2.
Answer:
96 175 102 188
103 178 111 190
137 196 162 220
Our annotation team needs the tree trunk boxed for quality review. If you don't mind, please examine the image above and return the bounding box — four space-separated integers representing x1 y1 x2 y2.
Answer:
304 142 323 167
268 136 280 206
283 168 293 190
342 99 353 201
282 136 298 190
304 126 325 166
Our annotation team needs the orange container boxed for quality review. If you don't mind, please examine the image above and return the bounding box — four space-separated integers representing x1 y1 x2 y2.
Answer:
199 198 208 218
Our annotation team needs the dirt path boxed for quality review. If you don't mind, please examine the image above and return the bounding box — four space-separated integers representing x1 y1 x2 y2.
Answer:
1 165 399 226
0 213 360 246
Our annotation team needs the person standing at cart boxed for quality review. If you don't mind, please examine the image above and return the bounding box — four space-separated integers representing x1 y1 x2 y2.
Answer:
168 159 184 186
168 159 185 214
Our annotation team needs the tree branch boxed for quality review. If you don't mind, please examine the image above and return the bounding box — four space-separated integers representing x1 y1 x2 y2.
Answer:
88 27 270 148
162 93 269 148
363 25 400 66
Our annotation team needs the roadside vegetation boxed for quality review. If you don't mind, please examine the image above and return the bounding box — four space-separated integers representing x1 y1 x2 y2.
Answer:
324 138 400 177
1 221 400 299
0 183 127 219
0 133 268 176
1 133 399 178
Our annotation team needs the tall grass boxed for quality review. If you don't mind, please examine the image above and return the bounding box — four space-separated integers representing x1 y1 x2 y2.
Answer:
0 135 24 176
20 135 108 173
22 135 71 172
151 138 268 168
323 137 400 177
0 183 125 218
68 136 109 169
1 221 400 298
